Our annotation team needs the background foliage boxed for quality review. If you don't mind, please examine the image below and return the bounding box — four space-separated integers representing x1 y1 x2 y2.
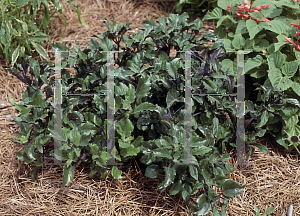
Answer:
175 0 218 17
0 0 87 67
203 0 300 154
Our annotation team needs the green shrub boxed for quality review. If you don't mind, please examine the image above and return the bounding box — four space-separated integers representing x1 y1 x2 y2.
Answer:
0 0 88 67
7 12 247 215
203 0 300 154
175 0 219 17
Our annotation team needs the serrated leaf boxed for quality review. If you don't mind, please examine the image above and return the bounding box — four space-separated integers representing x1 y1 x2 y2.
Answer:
123 84 135 109
203 8 222 20
249 12 264 21
267 51 284 69
235 20 247 35
246 19 264 40
232 34 245 50
180 184 191 203
166 88 184 108
218 0 236 10
260 4 281 18
216 16 228 28
291 82 300 97
265 20 291 35
142 19 156 29
115 118 134 140
219 38 232 51
282 61 298 78
100 37 113 51
167 58 180 79
136 75 151 99
256 111 269 128
268 68 293 91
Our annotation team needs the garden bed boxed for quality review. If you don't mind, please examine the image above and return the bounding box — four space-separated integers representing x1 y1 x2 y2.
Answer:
0 0 299 215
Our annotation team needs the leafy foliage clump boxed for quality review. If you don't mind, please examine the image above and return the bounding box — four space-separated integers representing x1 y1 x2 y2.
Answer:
203 0 300 154
8 12 246 215
0 0 87 67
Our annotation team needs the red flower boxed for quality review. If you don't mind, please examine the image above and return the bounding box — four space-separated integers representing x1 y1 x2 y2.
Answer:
234 0 271 23
227 5 231 11
295 31 300 36
261 17 270 22
291 21 300 30
236 12 250 20
285 37 300 51
251 6 261 13
294 43 300 51
252 5 271 12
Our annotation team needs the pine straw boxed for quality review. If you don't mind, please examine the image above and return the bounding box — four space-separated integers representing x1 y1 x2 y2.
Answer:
0 0 300 215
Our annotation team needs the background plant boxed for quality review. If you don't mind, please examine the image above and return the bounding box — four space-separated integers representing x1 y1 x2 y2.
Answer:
0 0 88 67
202 0 300 153
254 205 275 216
175 0 218 17
7 12 246 215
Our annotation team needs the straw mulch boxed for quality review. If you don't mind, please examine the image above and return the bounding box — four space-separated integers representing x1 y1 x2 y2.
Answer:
0 0 299 215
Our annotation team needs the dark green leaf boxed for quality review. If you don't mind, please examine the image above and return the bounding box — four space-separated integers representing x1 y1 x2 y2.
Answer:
169 180 182 195
196 194 211 215
222 180 245 197
145 164 160 178
180 183 192 203
133 102 159 113
253 143 270 153
136 75 151 100
158 166 176 192
189 165 198 181
152 148 173 159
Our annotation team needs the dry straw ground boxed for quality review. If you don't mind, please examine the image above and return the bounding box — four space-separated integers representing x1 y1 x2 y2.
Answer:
0 0 299 215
